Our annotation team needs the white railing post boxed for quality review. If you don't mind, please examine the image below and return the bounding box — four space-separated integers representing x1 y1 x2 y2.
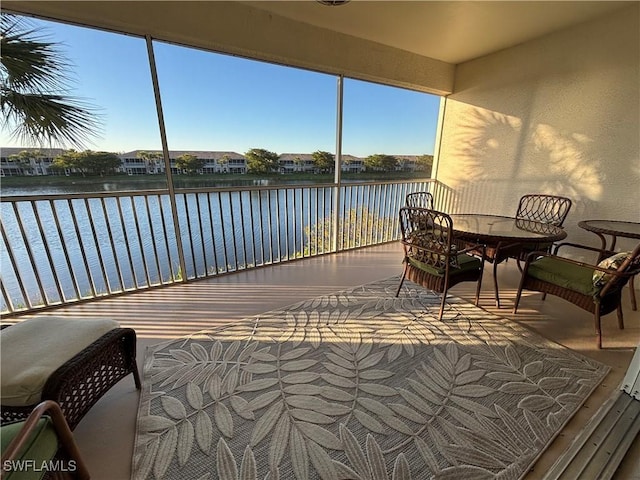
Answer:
332 75 344 252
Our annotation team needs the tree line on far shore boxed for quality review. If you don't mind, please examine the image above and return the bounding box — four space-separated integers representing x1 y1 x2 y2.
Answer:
6 148 433 176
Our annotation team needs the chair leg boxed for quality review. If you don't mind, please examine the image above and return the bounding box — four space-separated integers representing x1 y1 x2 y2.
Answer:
124 328 142 390
617 304 624 330
595 308 602 349
438 287 448 320
395 264 408 297
474 275 483 306
513 288 522 314
630 276 637 311
492 262 501 308
133 364 142 389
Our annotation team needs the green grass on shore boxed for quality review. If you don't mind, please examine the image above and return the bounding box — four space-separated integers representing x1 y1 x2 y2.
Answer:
1 171 431 188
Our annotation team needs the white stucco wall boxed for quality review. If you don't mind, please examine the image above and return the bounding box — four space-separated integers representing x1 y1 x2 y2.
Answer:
434 4 639 249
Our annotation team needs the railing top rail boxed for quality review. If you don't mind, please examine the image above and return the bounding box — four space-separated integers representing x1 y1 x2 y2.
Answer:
1 178 435 202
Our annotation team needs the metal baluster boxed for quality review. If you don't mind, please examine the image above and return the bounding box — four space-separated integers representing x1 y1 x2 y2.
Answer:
84 198 111 294
130 196 152 287
65 198 97 297
32 200 65 303
365 184 373 245
114 196 139 289
206 192 220 275
182 194 198 278
0 216 30 310
49 199 81 300
144 194 164 283
217 192 229 273
284 187 290 260
275 189 282 261
248 190 257 266
99 197 125 292
228 191 239 271
258 190 266 265
194 192 207 277
238 191 249 268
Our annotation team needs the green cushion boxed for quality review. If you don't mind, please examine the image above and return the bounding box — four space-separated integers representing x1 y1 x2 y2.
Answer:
408 253 482 277
0 316 119 406
528 257 600 296
1 418 58 480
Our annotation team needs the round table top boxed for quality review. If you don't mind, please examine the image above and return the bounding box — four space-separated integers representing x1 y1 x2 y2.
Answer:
578 219 640 239
449 214 567 243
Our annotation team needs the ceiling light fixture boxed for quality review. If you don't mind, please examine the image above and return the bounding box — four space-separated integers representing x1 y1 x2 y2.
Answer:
316 0 351 6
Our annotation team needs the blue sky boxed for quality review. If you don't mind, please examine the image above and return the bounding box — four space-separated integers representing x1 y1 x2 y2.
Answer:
1 16 442 157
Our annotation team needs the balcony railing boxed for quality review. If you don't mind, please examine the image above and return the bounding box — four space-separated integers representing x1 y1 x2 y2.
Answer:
0 179 443 315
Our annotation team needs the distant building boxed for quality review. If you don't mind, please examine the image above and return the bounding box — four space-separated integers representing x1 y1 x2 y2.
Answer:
118 150 247 175
1 147 430 177
278 153 366 174
0 147 67 177
278 153 316 173
341 154 365 173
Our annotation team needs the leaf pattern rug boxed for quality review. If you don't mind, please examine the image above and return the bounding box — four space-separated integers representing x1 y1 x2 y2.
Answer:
132 277 610 480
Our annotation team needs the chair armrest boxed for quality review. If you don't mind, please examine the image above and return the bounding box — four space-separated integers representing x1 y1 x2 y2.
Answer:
457 242 486 257
401 239 482 265
553 242 613 258
1 401 90 480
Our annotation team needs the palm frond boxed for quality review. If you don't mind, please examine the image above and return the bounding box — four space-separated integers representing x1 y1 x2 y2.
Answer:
1 14 71 92
1 89 102 147
0 13 102 148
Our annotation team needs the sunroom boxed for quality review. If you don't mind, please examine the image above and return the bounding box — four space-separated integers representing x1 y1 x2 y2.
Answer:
1 1 638 479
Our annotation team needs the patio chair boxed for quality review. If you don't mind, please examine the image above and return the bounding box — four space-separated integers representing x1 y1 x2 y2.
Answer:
513 194 572 261
395 207 485 319
470 193 572 307
1 400 90 480
405 191 434 209
1 317 141 430
513 242 640 348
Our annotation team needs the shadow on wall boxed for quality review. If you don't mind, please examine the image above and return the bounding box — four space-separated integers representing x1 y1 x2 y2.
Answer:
443 105 604 223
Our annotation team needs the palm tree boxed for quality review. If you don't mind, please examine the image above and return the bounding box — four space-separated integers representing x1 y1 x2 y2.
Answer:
0 14 101 148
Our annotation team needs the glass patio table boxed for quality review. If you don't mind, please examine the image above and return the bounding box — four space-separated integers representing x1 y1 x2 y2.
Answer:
449 214 568 245
448 214 568 307
578 219 640 310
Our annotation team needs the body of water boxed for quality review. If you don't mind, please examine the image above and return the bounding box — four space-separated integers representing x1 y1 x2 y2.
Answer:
1 181 426 312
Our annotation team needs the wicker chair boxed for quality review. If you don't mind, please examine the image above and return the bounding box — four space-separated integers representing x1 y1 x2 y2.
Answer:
405 191 434 209
1 318 141 430
514 193 573 262
513 242 640 348
395 207 485 319
1 400 90 480
466 194 572 307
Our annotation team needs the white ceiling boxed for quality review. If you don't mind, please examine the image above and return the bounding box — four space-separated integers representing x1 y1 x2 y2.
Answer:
242 1 630 64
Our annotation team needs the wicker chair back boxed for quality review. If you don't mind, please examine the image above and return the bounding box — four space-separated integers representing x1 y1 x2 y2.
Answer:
405 191 434 210
516 194 572 226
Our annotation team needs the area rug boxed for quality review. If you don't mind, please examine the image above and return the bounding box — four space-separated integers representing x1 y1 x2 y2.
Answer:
132 277 610 480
